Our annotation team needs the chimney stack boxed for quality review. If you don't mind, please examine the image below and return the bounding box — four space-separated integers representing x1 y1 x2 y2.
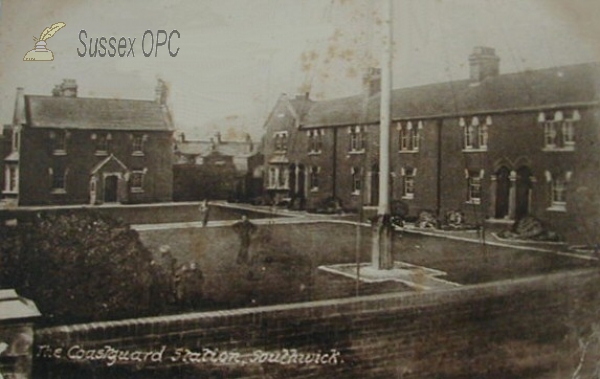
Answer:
363 67 381 96
13 88 25 127
155 79 168 106
245 133 253 153
215 132 222 144
57 79 78 97
469 47 500 83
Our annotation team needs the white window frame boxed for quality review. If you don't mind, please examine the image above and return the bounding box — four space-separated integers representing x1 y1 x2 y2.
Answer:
401 167 416 199
3 164 18 194
51 130 68 155
397 121 421 153
461 116 490 152
348 126 365 153
545 170 570 212
132 134 146 156
351 167 362 195
466 169 484 204
541 110 577 152
309 166 320 191
93 133 111 155
50 167 67 194
131 169 145 193
543 121 557 149
307 129 323 154
274 131 288 153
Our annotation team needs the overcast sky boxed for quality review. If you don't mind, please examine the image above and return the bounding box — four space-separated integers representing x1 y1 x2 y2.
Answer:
0 0 599 140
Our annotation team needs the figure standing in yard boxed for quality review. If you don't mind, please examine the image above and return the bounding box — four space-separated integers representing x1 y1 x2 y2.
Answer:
233 214 257 264
174 262 204 309
198 199 210 227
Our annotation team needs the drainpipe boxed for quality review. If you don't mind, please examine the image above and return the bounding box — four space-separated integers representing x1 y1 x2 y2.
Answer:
332 127 337 199
436 119 443 216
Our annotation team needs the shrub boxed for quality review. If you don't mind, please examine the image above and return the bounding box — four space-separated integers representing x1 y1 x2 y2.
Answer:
0 210 169 325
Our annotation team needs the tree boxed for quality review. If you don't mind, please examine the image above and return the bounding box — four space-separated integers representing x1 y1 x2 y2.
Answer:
0 210 169 325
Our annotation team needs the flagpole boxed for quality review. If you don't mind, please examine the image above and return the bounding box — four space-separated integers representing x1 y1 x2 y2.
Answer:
371 0 394 270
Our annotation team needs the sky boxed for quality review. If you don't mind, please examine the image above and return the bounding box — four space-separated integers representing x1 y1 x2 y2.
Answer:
0 0 599 141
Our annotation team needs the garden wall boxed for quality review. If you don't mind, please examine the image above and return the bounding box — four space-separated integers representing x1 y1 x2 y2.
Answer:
33 269 600 379
0 202 280 225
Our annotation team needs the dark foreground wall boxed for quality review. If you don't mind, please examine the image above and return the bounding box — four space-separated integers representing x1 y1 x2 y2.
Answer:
33 269 600 379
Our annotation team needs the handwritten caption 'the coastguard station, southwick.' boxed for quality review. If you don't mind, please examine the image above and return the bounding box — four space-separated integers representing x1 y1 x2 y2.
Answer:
77 30 181 58
37 344 342 367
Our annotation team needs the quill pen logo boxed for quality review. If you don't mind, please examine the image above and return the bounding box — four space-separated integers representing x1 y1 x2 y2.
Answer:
24 22 66 61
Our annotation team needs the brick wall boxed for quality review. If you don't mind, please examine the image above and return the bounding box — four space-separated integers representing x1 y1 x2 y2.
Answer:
33 269 600 378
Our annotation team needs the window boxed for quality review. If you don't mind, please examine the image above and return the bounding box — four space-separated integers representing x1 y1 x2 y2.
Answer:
11 129 20 152
397 121 421 152
93 133 111 155
466 169 484 204
307 129 324 154
461 116 491 151
3 164 18 193
545 170 571 211
50 167 67 193
540 110 578 151
309 166 320 191
50 130 68 155
273 131 288 152
266 166 289 190
401 167 416 199
351 167 362 194
131 170 145 193
268 167 277 189
543 121 557 148
132 134 146 155
551 178 565 207
348 126 365 153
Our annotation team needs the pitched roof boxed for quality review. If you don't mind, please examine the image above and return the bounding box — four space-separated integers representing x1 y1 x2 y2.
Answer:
302 62 600 128
175 139 258 158
24 95 172 131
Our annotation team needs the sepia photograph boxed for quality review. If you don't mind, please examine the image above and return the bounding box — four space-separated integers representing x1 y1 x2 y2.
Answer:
0 0 599 378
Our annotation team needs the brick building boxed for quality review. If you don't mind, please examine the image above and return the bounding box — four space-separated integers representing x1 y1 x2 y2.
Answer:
173 132 263 202
2 79 174 206
263 47 600 242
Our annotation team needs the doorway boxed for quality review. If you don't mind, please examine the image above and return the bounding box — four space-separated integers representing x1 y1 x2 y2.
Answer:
495 166 510 219
515 166 532 219
371 163 379 206
104 175 118 203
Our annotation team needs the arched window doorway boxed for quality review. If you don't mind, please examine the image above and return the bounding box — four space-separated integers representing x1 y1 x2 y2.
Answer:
495 166 510 219
515 166 533 219
370 163 379 206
